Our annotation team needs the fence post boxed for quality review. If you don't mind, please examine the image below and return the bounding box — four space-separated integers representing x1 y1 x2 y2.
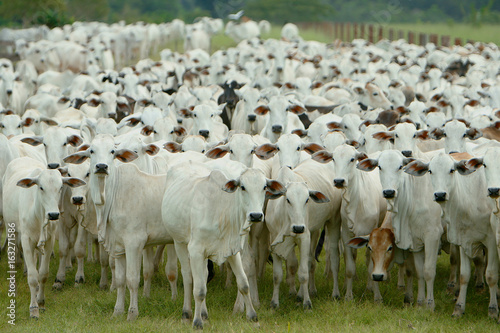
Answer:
441 35 450 47
334 22 339 40
361 23 365 39
354 23 358 39
408 31 414 44
398 30 404 40
419 33 427 46
429 34 438 45
378 26 383 41
368 25 374 43
388 28 394 41
340 22 344 41
467 39 475 45
454 37 462 46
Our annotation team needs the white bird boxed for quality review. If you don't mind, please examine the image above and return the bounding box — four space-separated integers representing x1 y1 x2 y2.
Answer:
228 10 244 21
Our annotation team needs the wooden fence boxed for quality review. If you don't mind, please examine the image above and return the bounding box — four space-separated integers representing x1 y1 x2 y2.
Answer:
297 22 474 47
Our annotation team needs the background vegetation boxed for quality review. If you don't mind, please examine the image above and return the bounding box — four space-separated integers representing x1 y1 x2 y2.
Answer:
1 0 500 28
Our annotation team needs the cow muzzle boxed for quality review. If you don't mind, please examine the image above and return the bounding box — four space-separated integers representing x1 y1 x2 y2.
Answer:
333 178 345 188
434 192 447 202
382 189 396 199
248 212 263 222
271 125 283 133
247 114 257 122
401 150 413 158
48 163 60 170
372 273 385 282
199 130 210 138
95 163 109 175
72 196 85 205
488 187 500 198
292 225 305 234
47 212 60 221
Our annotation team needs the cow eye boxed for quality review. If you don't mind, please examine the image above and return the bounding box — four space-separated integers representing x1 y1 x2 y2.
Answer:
63 142 67 146
412 134 416 138
90 149 94 154
67 173 72 177
111 150 115 154
17 124 21 128
297 147 300 151
367 245 372 251
86 172 90 177
230 150 233 154
398 165 403 170
210 114 214 118
193 114 197 118
450 169 455 174
462 133 467 138
241 186 246 191
263 185 267 190
395 133 399 138
387 245 393 251
373 92 378 96
305 198 309 204
201 150 205 153
40 186 44 191
428 170 432 174
350 158 354 162
286 198 290 204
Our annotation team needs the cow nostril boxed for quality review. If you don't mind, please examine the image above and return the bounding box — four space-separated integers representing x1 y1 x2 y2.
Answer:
434 192 446 202
449 151 458 154
488 188 500 198
48 163 60 169
249 212 263 222
383 189 396 199
372 274 384 282
48 212 60 220
95 163 108 174
247 114 257 122
333 179 345 188
199 130 209 138
401 151 412 158
292 225 305 234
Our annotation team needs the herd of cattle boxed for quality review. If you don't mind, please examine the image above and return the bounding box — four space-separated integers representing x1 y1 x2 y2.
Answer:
1 17 500 329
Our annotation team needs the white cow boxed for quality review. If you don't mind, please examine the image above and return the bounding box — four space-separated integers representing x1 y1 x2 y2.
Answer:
3 157 84 318
162 161 284 329
405 153 499 320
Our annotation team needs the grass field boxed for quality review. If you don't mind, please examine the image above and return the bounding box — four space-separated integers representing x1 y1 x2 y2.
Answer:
1 242 499 332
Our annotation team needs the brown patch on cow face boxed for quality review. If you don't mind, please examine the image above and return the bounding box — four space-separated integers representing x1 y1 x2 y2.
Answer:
368 228 395 281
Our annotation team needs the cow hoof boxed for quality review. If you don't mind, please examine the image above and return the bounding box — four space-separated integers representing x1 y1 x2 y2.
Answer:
427 300 435 311
53 280 63 290
488 306 498 320
403 295 413 305
127 308 138 321
303 301 312 310
270 301 279 309
75 276 85 285
99 282 108 290
397 284 405 291
112 308 124 317
182 310 192 320
452 304 464 318
374 297 383 304
296 295 303 302
247 312 258 322
29 306 39 319
332 294 341 301
193 318 203 330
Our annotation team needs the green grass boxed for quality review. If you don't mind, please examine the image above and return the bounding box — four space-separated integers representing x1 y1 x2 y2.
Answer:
1 242 499 332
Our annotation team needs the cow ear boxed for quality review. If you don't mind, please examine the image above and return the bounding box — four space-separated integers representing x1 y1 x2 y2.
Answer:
17 177 38 188
254 105 270 116
309 190 330 203
403 157 415 166
40 116 58 126
326 121 341 130
356 151 368 161
466 128 482 140
302 143 323 155
144 144 159 156
347 236 370 249
357 158 378 172
179 108 193 118
127 116 142 126
21 136 43 146
78 144 90 152
291 129 307 138
206 145 229 159
87 97 101 107
373 131 394 143
466 99 480 107
455 160 474 175
58 166 68 176
404 160 429 177
429 128 445 140
63 177 86 188
141 125 154 136
266 179 286 199
164 141 182 153
346 139 360 148
466 157 484 171
223 179 240 193
67 135 83 147
416 130 429 140
288 104 306 115
311 150 333 164
254 143 278 160
114 149 138 163
64 150 90 164
21 117 34 127
174 125 187 137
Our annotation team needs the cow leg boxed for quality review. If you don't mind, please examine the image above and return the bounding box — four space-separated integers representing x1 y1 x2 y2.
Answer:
74 224 87 285
365 248 374 292
308 230 319 297
165 244 178 301
175 242 192 321
404 255 415 305
227 253 258 325
109 254 116 291
286 251 298 296
298 233 312 309
413 250 426 306
22 235 40 318
423 237 440 311
54 219 71 289
256 224 270 280
234 234 259 313
153 244 165 272
126 242 145 321
271 253 283 309
343 237 356 301
448 244 460 292
87 234 95 262
473 252 486 290
68 225 78 267
452 247 470 317
225 261 234 288
112 255 126 317
37 226 55 311
190 251 208 329
397 262 406 290
99 243 110 290
142 247 154 298
326 222 341 299
486 243 499 320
